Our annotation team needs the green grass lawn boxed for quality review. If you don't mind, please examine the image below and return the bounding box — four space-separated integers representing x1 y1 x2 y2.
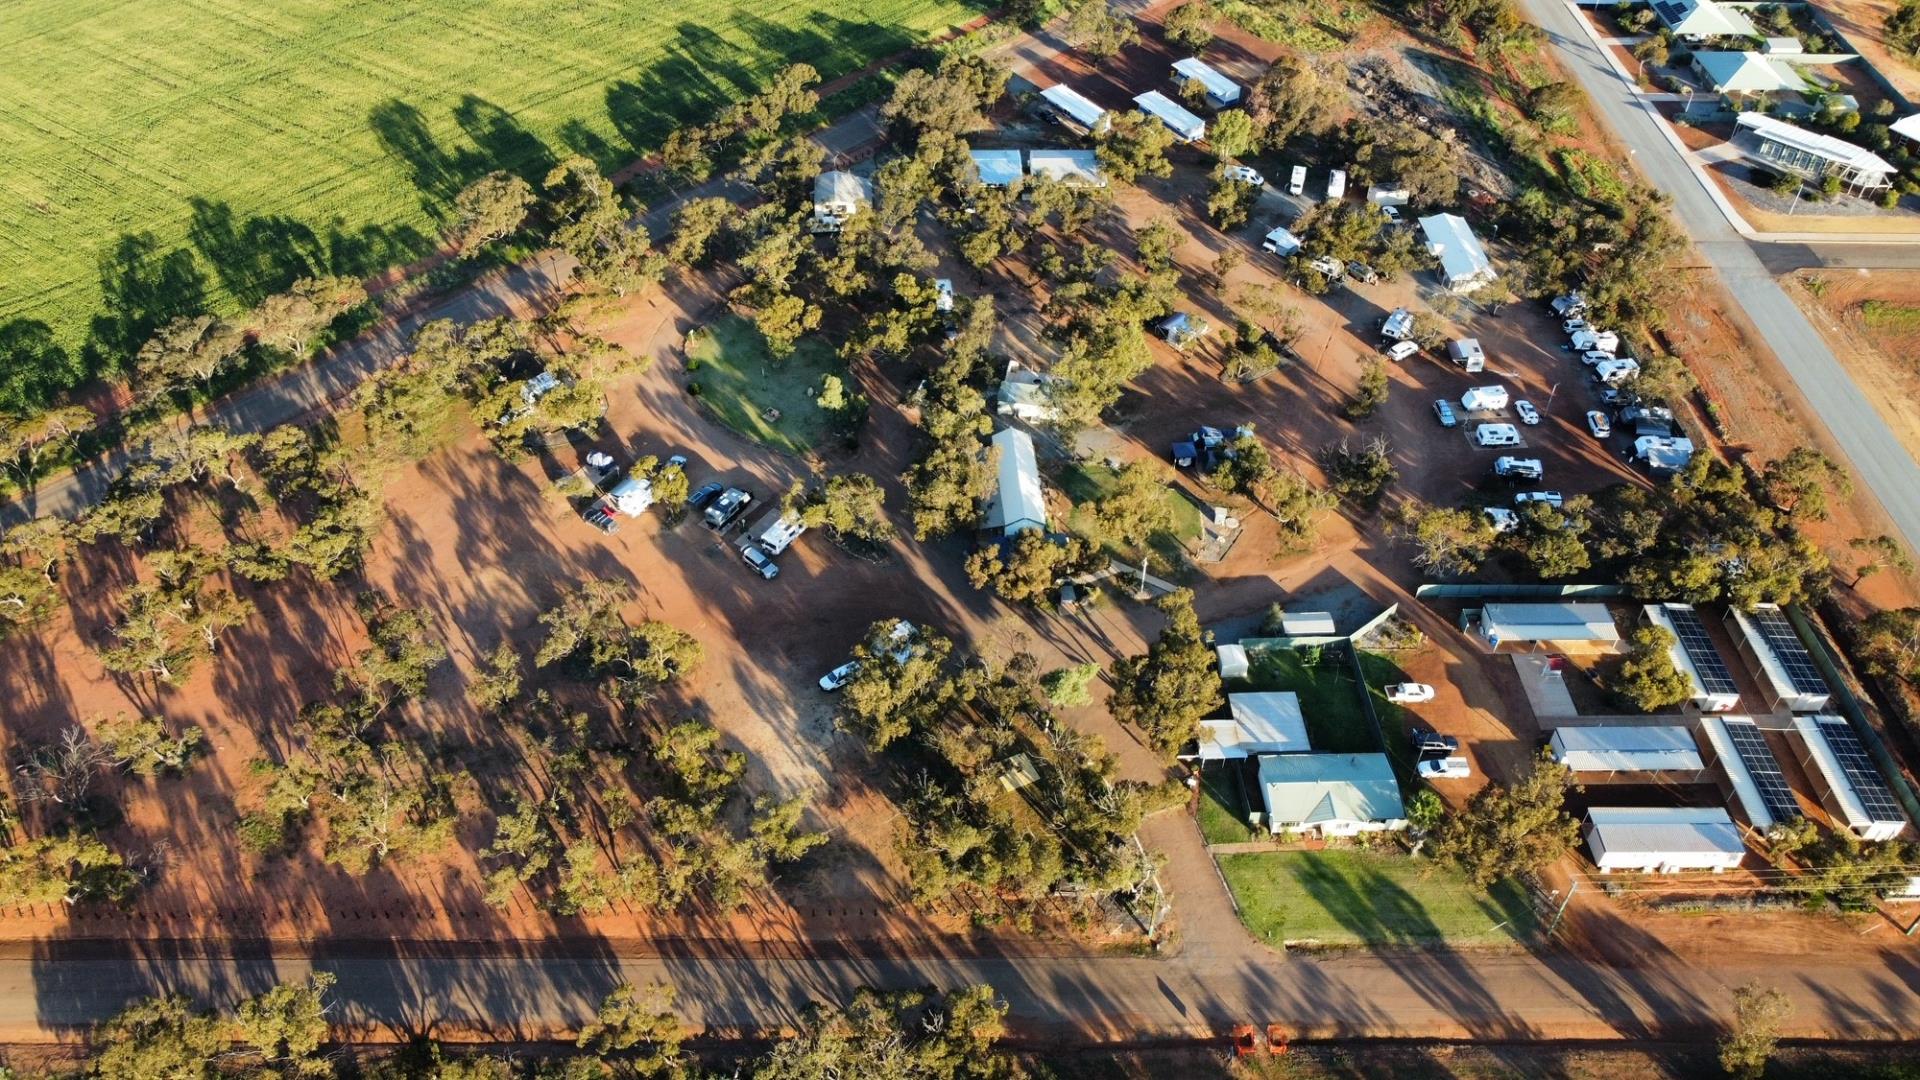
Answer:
1244 647 1380 754
1060 463 1205 574
686 314 842 455
1197 761 1261 845
1218 849 1536 947
0 0 983 412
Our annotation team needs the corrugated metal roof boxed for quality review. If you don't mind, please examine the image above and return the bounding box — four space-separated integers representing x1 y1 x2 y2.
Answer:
1172 57 1239 100
1132 91 1206 140
1482 603 1621 643
1585 807 1743 855
1551 726 1704 773
1259 753 1405 826
1040 84 1107 129
983 428 1046 534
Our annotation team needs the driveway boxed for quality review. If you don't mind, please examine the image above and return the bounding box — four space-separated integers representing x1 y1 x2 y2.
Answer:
1521 0 1920 552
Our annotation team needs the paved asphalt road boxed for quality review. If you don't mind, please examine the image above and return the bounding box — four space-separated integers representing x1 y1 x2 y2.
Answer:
1523 0 1920 552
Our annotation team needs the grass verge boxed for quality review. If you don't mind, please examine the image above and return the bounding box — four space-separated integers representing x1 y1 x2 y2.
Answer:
685 314 840 456
1218 849 1536 947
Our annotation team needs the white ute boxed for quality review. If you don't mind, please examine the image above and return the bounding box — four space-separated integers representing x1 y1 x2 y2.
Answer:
1385 682 1436 703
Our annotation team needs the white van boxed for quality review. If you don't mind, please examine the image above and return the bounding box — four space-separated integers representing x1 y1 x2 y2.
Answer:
1288 165 1307 196
1326 169 1347 201
1474 423 1520 447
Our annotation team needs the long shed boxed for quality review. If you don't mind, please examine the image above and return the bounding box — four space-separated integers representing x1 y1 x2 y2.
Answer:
1585 807 1745 873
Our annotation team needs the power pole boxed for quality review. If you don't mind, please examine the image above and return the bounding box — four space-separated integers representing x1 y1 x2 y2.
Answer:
1546 877 1580 937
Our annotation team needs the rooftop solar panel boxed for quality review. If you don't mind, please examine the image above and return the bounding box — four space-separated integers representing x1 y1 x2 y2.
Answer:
1750 607 1830 697
1815 717 1906 824
1723 718 1801 825
1667 606 1739 698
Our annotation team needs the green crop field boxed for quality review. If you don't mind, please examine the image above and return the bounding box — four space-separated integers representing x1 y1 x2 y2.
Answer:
0 0 983 413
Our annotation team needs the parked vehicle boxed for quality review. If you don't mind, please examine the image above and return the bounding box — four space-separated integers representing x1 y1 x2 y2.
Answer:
1514 490 1565 507
751 512 808 555
1592 359 1641 385
1307 254 1344 278
1326 168 1347 200
818 660 861 691
1474 423 1520 447
1385 339 1420 362
1346 260 1380 284
584 505 619 534
934 278 955 313
1580 350 1618 367
688 481 725 510
704 487 752 528
1418 756 1473 780
1386 682 1436 704
1288 165 1307 195
1224 164 1265 186
1432 399 1458 428
1380 307 1415 341
1600 388 1640 409
1562 319 1592 336
1447 338 1486 373
1515 400 1540 426
1483 507 1520 533
740 544 779 579
1550 292 1587 317
1262 226 1302 256
1494 456 1543 480
1409 728 1460 760
1586 410 1613 438
1571 329 1620 354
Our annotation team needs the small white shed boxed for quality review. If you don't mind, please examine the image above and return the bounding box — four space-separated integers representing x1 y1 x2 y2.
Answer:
1217 644 1250 680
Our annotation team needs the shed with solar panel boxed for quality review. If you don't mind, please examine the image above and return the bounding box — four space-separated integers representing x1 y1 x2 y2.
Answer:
1643 603 1741 713
1725 604 1832 713
1791 715 1909 842
1699 716 1802 832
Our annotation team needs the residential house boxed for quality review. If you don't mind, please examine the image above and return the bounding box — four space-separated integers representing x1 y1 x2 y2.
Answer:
1257 753 1407 837
1728 112 1893 194
1025 149 1106 186
811 170 872 232
968 148 1025 188
1651 0 1757 40
1691 52 1806 97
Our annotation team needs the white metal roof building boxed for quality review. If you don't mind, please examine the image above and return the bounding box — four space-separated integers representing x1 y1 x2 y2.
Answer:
994 361 1057 422
1257 753 1406 837
1642 603 1742 712
1417 213 1495 293
1651 0 1757 39
1188 692 1309 761
1699 716 1802 832
1480 602 1622 652
1170 57 1241 105
1132 91 1207 143
1280 611 1336 636
1585 807 1746 873
1550 726 1706 776
1891 113 1920 146
1216 643 1250 680
968 148 1025 188
1691 51 1805 95
1733 112 1894 193
1791 715 1909 842
981 428 1047 536
1038 84 1109 132
811 170 872 231
1724 604 1831 713
1025 149 1106 186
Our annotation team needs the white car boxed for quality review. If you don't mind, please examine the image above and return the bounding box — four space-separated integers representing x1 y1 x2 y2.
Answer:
1484 507 1519 533
1562 318 1592 336
740 544 779 580
1224 164 1265 187
1418 756 1472 780
1514 400 1540 426
1514 490 1565 508
1586 410 1612 438
1385 682 1436 704
1579 350 1617 367
1385 339 1420 362
818 660 860 691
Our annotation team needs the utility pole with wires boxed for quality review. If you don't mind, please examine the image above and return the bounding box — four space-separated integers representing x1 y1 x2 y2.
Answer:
1546 876 1579 937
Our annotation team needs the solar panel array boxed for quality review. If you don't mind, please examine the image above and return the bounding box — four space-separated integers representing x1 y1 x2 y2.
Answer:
1666 606 1739 698
1723 719 1801 825
1750 607 1831 697
1815 717 1906 824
